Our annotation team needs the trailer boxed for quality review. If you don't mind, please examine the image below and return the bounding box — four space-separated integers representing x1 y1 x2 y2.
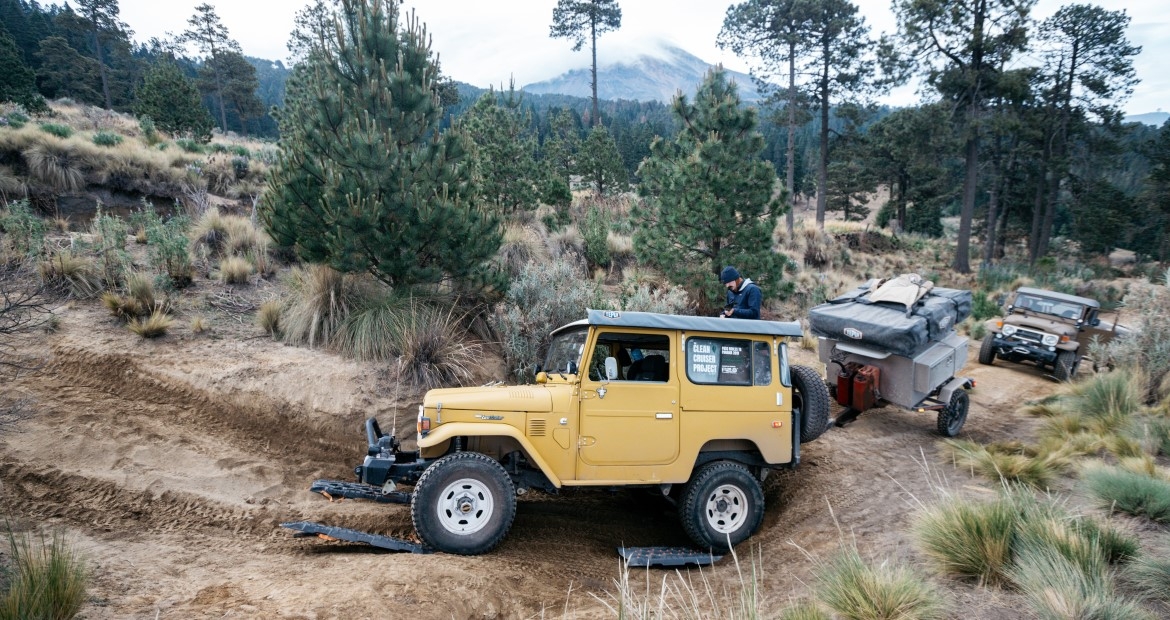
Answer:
809 275 975 436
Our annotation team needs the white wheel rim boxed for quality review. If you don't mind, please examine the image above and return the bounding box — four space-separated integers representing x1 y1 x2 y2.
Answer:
435 477 495 535
704 484 748 535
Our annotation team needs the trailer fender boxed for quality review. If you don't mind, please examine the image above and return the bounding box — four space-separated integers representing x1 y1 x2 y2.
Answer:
937 376 974 404
418 423 563 488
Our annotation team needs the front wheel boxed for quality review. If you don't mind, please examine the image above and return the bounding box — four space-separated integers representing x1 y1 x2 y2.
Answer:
1053 350 1078 382
937 389 969 437
678 462 765 553
978 334 997 365
411 452 516 555
792 364 831 443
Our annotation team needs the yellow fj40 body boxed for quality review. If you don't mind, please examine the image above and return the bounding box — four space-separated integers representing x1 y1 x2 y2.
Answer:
357 310 831 555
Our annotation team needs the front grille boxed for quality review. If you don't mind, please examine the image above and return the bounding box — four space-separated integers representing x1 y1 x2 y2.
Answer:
1013 329 1045 344
528 419 547 437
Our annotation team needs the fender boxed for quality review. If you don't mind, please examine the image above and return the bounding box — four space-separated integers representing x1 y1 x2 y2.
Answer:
418 422 563 488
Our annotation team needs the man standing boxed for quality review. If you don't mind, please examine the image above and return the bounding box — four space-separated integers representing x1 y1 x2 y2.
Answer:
719 266 761 319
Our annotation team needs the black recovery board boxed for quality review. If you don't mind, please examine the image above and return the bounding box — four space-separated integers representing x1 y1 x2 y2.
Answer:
281 521 430 554
309 479 411 504
618 546 723 568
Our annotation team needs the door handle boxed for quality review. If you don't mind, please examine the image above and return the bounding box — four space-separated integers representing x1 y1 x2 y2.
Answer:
655 412 673 419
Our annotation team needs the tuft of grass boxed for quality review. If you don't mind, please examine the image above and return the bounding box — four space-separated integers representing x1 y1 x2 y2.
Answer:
916 493 1017 585
941 439 1069 489
256 300 281 337
190 316 209 334
779 601 832 620
23 143 85 193
127 308 172 338
0 528 88 620
390 302 482 389
218 256 253 285
279 265 378 349
1069 369 1144 421
334 294 411 361
38 251 102 298
1126 549 1170 602
1007 539 1149 620
175 138 203 153
1082 464 1170 523
815 545 945 620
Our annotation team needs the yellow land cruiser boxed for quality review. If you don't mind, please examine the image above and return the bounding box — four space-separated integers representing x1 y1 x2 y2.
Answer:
354 310 831 555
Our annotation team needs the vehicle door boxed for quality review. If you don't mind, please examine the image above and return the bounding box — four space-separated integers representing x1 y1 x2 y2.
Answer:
577 329 679 470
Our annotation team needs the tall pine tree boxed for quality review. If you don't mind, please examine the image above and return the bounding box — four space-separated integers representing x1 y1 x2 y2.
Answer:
133 59 213 141
634 69 788 312
262 0 501 290
550 0 621 127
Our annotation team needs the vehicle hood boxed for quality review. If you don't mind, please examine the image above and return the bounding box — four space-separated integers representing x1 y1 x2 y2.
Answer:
1006 314 1077 336
422 384 556 413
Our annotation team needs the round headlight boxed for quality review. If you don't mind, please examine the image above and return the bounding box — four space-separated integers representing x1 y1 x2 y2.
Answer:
1042 334 1059 346
1002 325 1018 336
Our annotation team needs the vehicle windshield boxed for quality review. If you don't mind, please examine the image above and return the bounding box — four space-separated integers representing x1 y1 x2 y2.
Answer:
1014 293 1085 320
543 327 588 376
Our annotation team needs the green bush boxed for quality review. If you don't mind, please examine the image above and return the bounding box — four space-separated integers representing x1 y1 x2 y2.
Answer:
138 115 159 145
617 283 689 314
1 111 28 128
37 122 72 139
0 199 48 257
230 145 250 157
145 215 192 288
491 259 601 382
815 545 945 620
1082 465 1170 523
231 155 249 179
582 205 610 270
90 208 129 286
209 142 228 153
1091 282 1170 398
0 529 88 620
175 138 203 153
91 131 123 147
970 290 1000 321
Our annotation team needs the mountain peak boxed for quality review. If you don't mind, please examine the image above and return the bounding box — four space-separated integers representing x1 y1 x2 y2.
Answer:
522 44 762 104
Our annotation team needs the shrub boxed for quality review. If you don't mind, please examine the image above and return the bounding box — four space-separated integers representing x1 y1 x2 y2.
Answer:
0 529 88 620
37 122 72 139
617 282 689 314
219 256 253 285
91 131 123 147
256 300 281 337
970 290 1000 321
91 208 129 286
1082 464 1170 523
230 145 250 158
144 213 193 288
1 111 28 129
138 115 159 145
490 259 601 382
231 155 249 179
127 308 173 338
582 205 610 269
0 199 47 257
38 251 102 298
175 138 203 153
816 545 945 620
1091 281 1170 398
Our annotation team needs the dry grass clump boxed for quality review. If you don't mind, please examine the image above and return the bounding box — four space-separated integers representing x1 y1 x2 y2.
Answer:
942 439 1071 489
190 316 209 334
815 545 945 620
23 143 85 193
100 272 158 320
0 528 88 620
496 221 550 278
256 300 281 337
280 265 369 349
596 549 768 619
127 308 173 338
219 256 253 285
38 251 101 298
389 303 482 389
547 224 585 265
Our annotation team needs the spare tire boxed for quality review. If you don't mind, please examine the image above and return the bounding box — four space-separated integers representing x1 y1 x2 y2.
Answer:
792 364 831 443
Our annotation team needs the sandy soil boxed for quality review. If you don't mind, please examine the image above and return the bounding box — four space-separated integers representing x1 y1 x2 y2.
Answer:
1 297 1078 619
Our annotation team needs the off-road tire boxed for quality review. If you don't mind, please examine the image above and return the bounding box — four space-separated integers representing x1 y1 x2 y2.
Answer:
411 451 516 555
1053 350 1078 382
937 389 969 437
978 334 997 365
678 461 765 553
792 364 831 443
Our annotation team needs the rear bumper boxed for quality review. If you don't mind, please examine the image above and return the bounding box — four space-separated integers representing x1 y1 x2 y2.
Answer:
992 336 1058 364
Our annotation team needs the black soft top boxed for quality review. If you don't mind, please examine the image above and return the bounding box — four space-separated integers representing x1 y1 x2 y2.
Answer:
549 309 803 338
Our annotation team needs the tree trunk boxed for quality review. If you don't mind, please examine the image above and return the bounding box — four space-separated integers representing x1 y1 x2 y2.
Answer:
954 129 979 274
785 41 796 236
815 68 829 229
996 187 1010 259
92 28 111 110
590 18 598 127
1028 173 1046 263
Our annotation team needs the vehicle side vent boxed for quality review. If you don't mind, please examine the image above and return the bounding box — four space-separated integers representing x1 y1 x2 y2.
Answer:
509 389 535 399
528 419 547 437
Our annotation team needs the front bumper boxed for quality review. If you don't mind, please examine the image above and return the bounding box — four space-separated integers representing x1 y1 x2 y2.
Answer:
992 336 1058 364
355 417 430 487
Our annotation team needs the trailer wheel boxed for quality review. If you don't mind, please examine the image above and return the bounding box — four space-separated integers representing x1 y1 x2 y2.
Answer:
937 390 969 437
678 462 765 553
978 334 997 365
411 452 516 555
792 364 831 443
1053 350 1078 382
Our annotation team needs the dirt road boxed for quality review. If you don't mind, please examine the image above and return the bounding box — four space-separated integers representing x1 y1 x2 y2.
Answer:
1 306 1056 619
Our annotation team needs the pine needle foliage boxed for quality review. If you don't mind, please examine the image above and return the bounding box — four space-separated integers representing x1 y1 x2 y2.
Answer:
262 0 501 291
634 68 789 312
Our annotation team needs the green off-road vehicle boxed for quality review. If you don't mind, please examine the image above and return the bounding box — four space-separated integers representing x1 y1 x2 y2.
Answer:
979 287 1124 380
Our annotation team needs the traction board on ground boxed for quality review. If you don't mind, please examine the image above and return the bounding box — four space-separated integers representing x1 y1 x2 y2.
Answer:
617 546 723 568
281 521 430 554
309 479 412 504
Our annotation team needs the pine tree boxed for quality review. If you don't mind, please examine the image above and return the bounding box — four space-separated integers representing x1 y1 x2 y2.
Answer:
634 69 788 311
262 0 501 291
462 87 541 214
180 3 241 133
133 60 213 141
577 124 626 195
201 51 263 135
550 0 621 127
35 36 103 104
0 28 45 112
74 0 127 110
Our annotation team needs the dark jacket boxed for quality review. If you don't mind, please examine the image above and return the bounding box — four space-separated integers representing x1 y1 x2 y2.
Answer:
725 278 762 319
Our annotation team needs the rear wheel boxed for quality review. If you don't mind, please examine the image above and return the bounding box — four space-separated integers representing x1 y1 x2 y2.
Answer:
1053 350 1078 382
678 462 765 553
978 334 997 365
792 364 831 443
936 390 969 437
411 452 516 555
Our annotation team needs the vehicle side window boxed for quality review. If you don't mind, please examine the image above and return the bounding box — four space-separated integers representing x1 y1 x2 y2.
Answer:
589 332 671 382
753 341 772 386
685 337 759 386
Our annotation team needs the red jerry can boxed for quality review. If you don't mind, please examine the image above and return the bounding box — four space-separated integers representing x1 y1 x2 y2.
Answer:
851 365 880 412
836 364 856 408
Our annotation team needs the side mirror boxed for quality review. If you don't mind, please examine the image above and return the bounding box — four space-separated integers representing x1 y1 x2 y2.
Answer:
605 356 619 381
1007 304 1015 313
535 371 548 384
1089 317 1100 327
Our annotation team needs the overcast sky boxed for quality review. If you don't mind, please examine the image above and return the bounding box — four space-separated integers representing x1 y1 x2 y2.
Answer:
117 0 1167 115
